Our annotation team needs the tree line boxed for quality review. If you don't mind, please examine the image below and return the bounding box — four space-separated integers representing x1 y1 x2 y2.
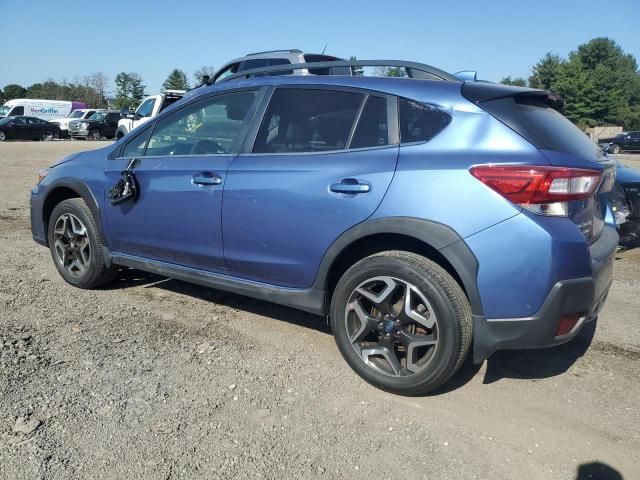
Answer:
500 38 640 130
0 66 215 110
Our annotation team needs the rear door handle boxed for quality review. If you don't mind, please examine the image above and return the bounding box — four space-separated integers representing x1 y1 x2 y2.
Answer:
192 174 222 186
330 179 371 194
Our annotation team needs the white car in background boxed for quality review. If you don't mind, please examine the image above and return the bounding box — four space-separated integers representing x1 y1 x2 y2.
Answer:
49 109 103 138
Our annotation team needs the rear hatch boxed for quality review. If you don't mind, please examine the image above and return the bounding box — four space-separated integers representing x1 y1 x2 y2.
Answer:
463 83 615 243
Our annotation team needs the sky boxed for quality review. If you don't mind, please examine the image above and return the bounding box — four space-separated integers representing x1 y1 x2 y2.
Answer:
1 0 639 95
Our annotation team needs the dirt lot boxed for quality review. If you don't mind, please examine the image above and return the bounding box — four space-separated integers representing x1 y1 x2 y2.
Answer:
0 141 638 480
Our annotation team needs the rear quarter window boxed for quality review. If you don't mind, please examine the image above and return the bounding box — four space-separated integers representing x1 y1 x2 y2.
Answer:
399 99 451 144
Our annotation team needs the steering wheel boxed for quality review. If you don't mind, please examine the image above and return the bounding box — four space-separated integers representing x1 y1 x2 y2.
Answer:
190 139 226 155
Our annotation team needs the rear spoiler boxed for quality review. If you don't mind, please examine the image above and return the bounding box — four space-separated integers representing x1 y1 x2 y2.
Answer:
462 82 564 111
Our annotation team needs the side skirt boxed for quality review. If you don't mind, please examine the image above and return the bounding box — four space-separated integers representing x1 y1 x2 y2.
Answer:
111 253 327 316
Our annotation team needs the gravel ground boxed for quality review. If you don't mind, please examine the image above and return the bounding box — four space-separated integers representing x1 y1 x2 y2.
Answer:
0 141 638 480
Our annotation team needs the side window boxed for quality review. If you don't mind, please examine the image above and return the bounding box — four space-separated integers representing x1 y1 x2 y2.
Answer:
241 59 268 72
12 106 24 116
350 96 389 149
26 117 38 125
268 58 293 76
13 117 26 125
85 110 96 118
143 90 257 157
253 88 364 153
399 98 451 144
137 99 156 118
122 127 152 158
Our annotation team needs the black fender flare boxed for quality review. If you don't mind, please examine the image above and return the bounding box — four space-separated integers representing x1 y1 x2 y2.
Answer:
42 177 108 252
310 216 484 318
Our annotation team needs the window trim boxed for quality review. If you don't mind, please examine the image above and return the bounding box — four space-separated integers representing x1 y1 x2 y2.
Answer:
241 85 399 156
112 86 267 160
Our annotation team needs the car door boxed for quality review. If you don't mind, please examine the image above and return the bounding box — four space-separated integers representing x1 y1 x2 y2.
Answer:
629 132 640 151
223 86 399 288
105 113 119 137
133 97 156 130
11 117 28 139
105 88 263 272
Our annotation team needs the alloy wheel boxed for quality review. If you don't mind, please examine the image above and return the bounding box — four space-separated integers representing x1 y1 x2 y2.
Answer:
53 213 91 277
0 131 5 141
344 276 439 377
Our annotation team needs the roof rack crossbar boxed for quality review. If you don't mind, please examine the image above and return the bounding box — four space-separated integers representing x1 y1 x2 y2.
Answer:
219 59 458 83
245 49 303 56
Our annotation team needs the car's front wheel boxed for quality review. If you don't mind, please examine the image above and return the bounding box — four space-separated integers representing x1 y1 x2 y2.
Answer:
88 129 101 141
331 251 472 396
611 144 622 154
47 198 118 289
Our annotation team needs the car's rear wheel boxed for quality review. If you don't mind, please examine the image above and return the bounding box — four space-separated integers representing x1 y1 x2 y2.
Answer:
331 251 472 395
0 130 5 141
611 144 622 154
41 131 54 141
88 129 101 141
47 198 118 289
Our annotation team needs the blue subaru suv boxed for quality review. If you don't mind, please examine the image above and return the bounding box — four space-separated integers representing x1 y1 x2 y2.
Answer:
30 60 617 395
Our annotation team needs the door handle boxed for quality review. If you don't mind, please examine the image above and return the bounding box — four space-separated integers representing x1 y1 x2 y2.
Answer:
192 174 222 186
330 179 371 194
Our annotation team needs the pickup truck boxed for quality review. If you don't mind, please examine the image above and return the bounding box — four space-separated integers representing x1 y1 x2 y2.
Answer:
598 131 640 154
49 108 102 138
115 90 185 139
69 111 121 140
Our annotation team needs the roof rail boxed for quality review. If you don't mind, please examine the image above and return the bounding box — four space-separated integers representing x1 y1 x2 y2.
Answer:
219 59 458 83
245 49 303 56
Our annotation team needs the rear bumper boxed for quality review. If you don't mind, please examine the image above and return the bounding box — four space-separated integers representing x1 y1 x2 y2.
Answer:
472 224 616 362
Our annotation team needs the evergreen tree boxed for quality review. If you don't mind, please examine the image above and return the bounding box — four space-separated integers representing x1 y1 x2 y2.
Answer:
500 76 527 87
162 69 190 91
114 72 146 109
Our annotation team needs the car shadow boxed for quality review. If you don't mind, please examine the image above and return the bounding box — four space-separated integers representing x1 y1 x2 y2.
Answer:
106 268 598 392
108 268 332 335
481 317 597 385
576 462 623 480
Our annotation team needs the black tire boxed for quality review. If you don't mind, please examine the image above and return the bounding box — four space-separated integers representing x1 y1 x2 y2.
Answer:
41 131 54 141
330 251 472 396
611 144 621 154
88 129 101 141
47 198 118 289
0 130 6 141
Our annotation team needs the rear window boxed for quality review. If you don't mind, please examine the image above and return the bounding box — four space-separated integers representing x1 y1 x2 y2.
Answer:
303 54 343 75
514 98 600 159
399 99 451 144
475 93 602 160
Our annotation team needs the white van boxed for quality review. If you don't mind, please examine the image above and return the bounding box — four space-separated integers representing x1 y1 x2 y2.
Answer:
0 99 88 121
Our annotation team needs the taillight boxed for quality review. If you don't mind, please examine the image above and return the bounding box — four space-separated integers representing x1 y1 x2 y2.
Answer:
470 165 601 216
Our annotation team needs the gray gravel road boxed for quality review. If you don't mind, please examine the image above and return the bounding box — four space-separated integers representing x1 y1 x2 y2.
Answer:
0 141 638 480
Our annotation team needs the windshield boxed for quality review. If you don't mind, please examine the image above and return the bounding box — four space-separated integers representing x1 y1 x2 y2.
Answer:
68 110 85 119
89 112 106 121
0 105 12 116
